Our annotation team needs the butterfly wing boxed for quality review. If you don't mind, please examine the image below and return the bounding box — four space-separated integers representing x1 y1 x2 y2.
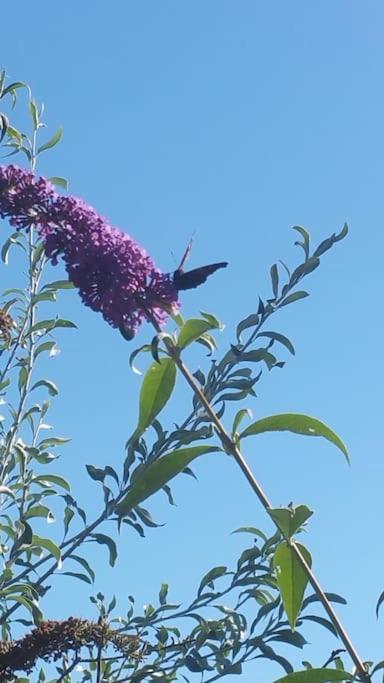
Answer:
174 262 228 290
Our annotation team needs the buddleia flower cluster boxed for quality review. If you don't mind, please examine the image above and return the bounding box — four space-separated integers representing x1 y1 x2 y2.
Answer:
0 617 141 679
0 165 179 337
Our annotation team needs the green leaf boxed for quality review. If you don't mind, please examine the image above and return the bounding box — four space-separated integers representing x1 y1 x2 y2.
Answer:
61 571 92 584
170 311 185 327
371 660 384 676
32 291 56 304
129 344 151 375
270 264 279 297
274 669 353 683
232 408 252 437
0 114 8 143
273 541 312 630
31 380 58 397
302 592 346 610
313 224 348 258
299 614 338 637
1 232 24 264
236 314 259 342
4 595 42 623
231 526 267 542
116 445 218 518
37 437 70 449
239 413 348 462
29 100 39 129
86 464 105 482
70 555 95 583
269 629 307 648
28 318 77 335
257 331 295 355
0 378 10 392
198 566 227 596
376 591 384 618
269 506 313 540
42 280 75 291
159 583 168 605
279 291 309 308
150 333 162 363
31 535 61 564
35 341 58 358
0 486 15 501
239 349 277 369
178 318 219 349
134 358 176 438
18 367 28 392
5 125 23 143
290 257 320 284
2 81 27 97
89 533 117 567
53 318 77 329
48 176 68 190
63 507 74 536
196 331 217 353
200 311 221 327
25 505 53 521
33 474 70 491
292 226 310 259
37 126 63 154
31 242 45 269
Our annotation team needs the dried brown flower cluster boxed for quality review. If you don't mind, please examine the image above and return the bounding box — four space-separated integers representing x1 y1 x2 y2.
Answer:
0 308 14 346
0 617 141 680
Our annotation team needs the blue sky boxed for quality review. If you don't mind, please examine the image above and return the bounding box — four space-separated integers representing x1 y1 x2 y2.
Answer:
1 1 384 679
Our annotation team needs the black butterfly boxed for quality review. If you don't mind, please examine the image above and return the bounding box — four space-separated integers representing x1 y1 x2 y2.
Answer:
172 240 228 290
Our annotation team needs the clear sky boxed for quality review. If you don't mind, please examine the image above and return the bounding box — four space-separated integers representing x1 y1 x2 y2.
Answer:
1 1 384 680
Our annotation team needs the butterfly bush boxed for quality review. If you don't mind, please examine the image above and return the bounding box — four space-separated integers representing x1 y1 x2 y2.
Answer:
0 165 179 336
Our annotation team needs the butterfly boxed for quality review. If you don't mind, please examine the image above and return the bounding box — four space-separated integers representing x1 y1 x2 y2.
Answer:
172 240 228 290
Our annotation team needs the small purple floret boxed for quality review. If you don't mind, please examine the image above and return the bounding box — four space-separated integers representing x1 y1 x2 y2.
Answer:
0 165 179 336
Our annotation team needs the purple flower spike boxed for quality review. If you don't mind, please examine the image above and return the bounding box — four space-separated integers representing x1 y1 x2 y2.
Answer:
41 196 179 333
0 165 57 228
0 165 179 336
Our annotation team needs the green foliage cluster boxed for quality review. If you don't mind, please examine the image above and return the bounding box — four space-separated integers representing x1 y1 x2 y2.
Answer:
0 70 378 683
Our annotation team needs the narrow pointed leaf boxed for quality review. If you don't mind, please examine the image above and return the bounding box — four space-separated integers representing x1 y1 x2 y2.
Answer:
273 541 312 630
178 318 218 349
89 533 117 567
232 408 252 436
0 486 15 500
269 506 313 540
31 380 58 397
135 358 176 437
236 314 259 342
116 445 218 518
37 126 63 154
270 264 279 297
198 566 227 596
292 226 310 259
48 176 68 190
274 669 353 683
33 474 70 491
280 291 309 307
42 280 75 291
232 526 267 541
257 331 295 355
31 535 61 564
239 413 348 462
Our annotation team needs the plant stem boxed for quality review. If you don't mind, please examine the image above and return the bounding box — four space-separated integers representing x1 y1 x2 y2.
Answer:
162 337 369 681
